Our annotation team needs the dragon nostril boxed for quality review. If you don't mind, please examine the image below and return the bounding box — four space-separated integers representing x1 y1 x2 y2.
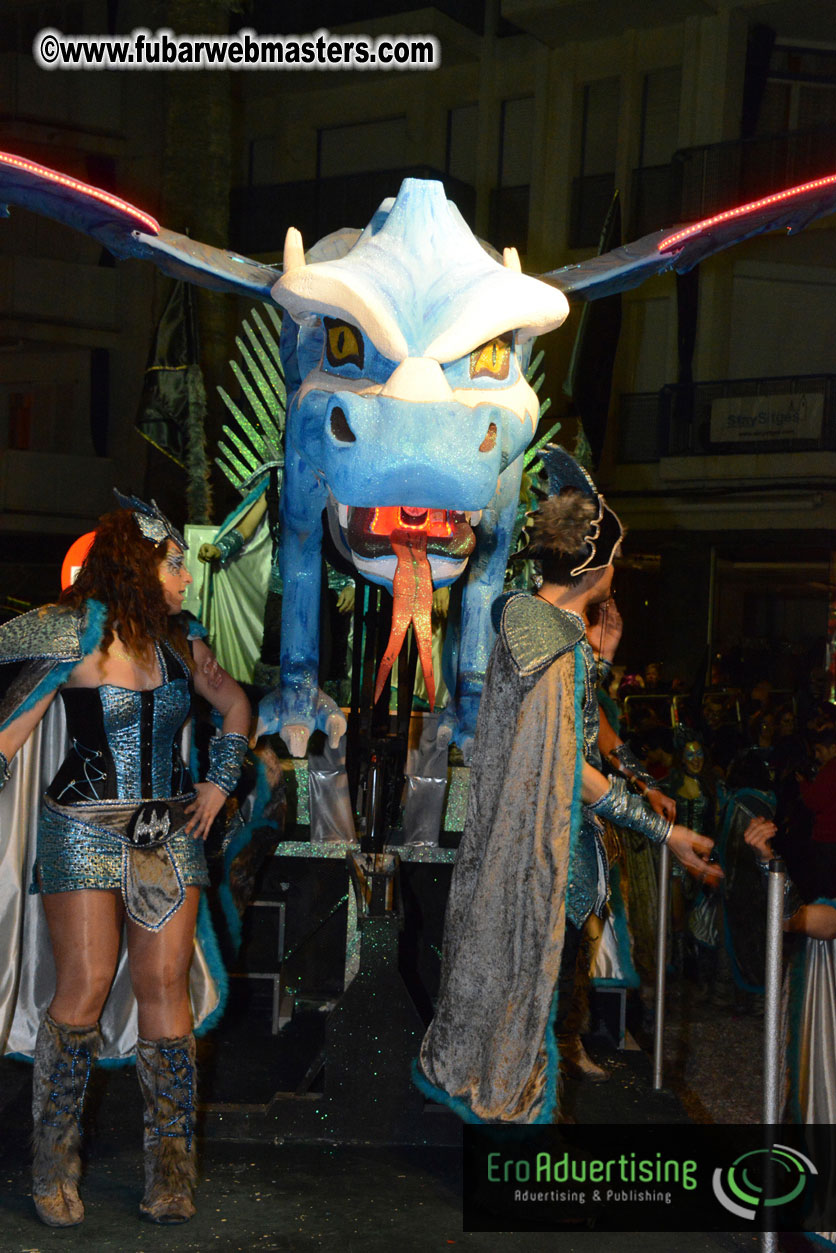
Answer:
330 407 356 443
478 422 497 453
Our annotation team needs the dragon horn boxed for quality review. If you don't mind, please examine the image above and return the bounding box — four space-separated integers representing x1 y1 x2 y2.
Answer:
283 227 306 273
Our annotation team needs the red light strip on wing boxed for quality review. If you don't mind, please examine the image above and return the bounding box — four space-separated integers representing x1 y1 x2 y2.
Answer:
658 171 836 252
0 151 159 235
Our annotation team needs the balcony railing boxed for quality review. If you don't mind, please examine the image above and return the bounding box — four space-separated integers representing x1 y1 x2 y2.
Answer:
617 375 836 462
230 167 476 254
630 123 836 237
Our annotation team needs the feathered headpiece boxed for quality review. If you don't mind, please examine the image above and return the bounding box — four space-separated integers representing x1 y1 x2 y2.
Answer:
113 489 187 551
523 445 623 577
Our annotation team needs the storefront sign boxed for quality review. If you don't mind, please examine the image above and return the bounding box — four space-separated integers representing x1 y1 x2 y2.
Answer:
710 392 823 443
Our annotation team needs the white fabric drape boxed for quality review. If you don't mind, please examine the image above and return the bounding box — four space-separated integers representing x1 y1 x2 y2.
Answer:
797 937 836 1125
186 519 272 685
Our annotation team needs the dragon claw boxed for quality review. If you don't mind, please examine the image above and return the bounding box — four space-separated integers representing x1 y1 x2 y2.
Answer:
282 724 311 758
259 686 346 759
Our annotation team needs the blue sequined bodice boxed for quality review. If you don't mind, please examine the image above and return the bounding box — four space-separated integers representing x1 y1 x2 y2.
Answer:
46 642 193 804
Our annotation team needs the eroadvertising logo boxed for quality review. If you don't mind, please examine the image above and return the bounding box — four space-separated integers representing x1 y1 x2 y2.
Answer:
712 1144 817 1221
463 1125 832 1233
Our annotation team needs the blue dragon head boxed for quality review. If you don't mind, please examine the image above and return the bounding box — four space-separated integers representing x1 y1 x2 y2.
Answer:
272 178 568 591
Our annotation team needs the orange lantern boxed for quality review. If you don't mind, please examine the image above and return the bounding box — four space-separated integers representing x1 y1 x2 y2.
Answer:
60 531 96 590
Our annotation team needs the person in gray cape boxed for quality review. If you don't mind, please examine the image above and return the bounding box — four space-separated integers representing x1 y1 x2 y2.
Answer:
415 448 722 1123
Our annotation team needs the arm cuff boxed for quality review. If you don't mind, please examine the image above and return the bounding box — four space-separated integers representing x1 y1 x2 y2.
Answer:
214 529 246 567
588 777 672 844
204 731 248 795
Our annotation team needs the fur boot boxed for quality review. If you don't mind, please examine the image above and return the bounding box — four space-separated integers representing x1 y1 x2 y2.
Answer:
31 1013 101 1227
557 1033 611 1082
135 1034 197 1223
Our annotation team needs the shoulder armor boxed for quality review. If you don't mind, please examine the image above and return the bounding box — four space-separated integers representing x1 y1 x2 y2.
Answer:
0 600 105 664
500 594 584 676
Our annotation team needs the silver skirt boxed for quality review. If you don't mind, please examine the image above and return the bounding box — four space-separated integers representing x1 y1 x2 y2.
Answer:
34 795 209 931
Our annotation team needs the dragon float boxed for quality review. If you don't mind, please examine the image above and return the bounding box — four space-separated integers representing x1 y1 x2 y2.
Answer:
1 150 834 755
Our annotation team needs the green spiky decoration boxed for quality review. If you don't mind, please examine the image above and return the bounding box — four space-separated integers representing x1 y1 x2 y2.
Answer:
523 350 561 482
217 305 286 494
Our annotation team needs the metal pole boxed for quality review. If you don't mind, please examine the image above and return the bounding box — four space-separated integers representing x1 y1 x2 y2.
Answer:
761 857 786 1253
652 840 671 1090
763 858 785 1124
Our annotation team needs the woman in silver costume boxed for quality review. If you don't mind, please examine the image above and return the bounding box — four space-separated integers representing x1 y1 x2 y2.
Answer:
0 494 250 1228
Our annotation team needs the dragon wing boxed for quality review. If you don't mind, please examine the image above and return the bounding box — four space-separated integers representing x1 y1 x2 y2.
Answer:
539 171 836 302
3 149 835 307
0 149 281 300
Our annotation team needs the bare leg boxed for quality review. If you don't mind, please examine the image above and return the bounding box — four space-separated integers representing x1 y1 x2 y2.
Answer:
127 886 199 1040
41 889 124 1024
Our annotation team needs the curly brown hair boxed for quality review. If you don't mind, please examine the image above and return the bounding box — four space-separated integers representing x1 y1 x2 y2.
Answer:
60 509 190 663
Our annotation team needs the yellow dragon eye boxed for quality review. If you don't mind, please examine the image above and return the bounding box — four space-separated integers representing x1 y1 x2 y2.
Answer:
470 334 511 381
325 318 364 368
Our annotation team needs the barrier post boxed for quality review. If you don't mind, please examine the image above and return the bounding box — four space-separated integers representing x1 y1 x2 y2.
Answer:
760 857 786 1253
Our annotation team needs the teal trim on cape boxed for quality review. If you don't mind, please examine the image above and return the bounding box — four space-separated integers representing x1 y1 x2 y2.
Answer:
0 600 107 734
411 1059 487 1123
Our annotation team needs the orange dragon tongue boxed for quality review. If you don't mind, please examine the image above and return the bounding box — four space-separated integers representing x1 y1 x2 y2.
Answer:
373 527 435 710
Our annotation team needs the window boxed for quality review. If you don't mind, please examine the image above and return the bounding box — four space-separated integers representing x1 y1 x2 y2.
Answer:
491 97 534 250
756 42 836 136
571 78 620 247
638 67 681 168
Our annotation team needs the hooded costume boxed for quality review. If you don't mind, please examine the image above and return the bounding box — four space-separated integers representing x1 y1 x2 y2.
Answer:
415 448 670 1122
